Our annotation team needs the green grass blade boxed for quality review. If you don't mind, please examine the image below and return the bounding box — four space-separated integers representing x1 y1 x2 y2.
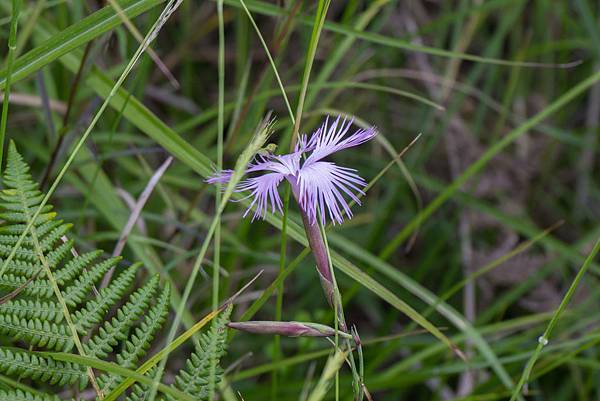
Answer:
103 304 222 400
509 237 600 401
0 0 21 172
43 353 196 401
0 0 164 88
223 0 580 68
381 68 600 258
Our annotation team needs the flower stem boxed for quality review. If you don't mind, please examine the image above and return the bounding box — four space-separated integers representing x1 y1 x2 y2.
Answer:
294 195 364 399
299 213 335 302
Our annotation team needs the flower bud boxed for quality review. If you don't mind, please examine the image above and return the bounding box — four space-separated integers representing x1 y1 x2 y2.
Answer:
227 321 352 339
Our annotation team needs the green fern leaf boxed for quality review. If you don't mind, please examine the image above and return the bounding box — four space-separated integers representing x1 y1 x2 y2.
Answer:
0 220 66 249
0 243 41 263
124 382 151 401
0 299 63 323
0 208 55 225
0 142 234 401
0 348 87 388
0 389 72 401
98 284 170 393
166 305 232 400
84 275 160 359
0 273 54 298
123 367 158 401
0 239 73 278
117 283 170 367
0 258 46 277
73 265 138 334
0 219 60 236
0 313 73 351
53 250 102 285
61 256 122 307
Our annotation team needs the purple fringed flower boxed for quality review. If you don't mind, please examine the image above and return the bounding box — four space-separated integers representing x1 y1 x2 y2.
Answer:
207 116 376 225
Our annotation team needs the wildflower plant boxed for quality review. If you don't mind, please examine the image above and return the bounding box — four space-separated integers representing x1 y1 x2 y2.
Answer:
208 116 375 317
209 115 375 399
207 116 376 226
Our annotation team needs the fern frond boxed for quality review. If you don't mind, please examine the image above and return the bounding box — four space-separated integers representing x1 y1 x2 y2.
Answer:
123 367 158 401
0 389 72 401
53 250 102 285
117 283 170 368
0 273 53 297
84 275 160 359
0 188 43 209
0 143 234 401
0 221 67 249
37 223 72 248
43 240 74 268
0 219 61 236
61 256 122 307
0 258 44 277
0 348 87 388
98 284 170 393
0 209 55 225
0 240 74 275
0 223 70 259
0 299 63 323
166 305 232 400
0 244 41 264
0 314 72 351
125 382 151 401
73 265 138 334
0 143 72 273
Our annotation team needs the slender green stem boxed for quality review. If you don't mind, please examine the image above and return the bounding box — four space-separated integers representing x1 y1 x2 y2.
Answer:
0 0 21 174
278 3 333 395
211 1 225 400
272 3 331 398
238 0 295 123
318 220 340 401
213 0 225 311
290 0 331 145
21 189 102 397
102 308 222 401
272 184 290 400
319 220 364 398
509 237 600 401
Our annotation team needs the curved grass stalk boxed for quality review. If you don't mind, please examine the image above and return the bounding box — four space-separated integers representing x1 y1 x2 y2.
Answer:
43 353 196 401
29 219 103 397
237 0 295 123
103 308 222 401
212 1 225 400
0 0 21 173
508 237 600 401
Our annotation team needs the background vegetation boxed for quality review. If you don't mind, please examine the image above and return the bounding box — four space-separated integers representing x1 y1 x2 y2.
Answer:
0 0 599 400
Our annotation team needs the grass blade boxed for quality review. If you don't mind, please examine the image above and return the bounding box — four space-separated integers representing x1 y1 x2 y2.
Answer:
508 237 600 401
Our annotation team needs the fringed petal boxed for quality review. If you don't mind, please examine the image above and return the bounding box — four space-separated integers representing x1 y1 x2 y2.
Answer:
296 161 366 225
304 116 376 166
237 172 286 221
206 169 234 185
